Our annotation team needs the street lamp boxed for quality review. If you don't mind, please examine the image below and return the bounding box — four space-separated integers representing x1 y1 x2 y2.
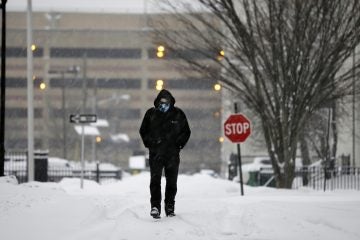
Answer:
156 79 164 91
157 45 165 58
214 83 222 91
0 0 8 177
48 65 80 159
39 82 46 90
95 136 102 143
217 50 225 61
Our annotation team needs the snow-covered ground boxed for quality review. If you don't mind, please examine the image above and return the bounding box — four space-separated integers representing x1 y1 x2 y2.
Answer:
1 173 360 240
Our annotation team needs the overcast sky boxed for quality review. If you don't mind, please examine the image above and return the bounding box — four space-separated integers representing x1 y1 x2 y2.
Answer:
7 0 205 14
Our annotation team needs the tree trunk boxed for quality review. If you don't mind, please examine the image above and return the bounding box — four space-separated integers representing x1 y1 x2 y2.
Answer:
263 119 296 189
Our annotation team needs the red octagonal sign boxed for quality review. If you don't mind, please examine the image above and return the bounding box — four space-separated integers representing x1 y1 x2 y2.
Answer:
224 114 251 143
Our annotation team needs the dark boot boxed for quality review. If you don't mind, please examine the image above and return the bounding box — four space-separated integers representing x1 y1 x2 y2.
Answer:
165 202 175 217
150 207 161 219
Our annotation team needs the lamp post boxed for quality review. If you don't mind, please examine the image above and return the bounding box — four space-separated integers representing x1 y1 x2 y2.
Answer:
27 0 34 181
48 66 80 159
0 0 7 176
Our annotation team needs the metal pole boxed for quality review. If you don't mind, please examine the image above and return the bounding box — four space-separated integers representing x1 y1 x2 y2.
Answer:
0 0 7 176
234 102 244 196
27 0 34 181
82 53 87 113
96 161 100 183
62 72 67 159
91 80 97 162
80 124 85 189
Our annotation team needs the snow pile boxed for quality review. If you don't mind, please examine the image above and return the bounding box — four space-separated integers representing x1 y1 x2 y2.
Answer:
1 174 360 240
0 175 18 185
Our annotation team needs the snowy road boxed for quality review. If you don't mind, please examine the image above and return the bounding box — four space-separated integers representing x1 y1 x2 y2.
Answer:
1 173 360 240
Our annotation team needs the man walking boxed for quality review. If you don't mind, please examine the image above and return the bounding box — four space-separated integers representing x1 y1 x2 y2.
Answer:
139 89 191 219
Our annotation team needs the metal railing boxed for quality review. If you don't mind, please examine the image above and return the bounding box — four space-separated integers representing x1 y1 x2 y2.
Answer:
4 150 122 184
258 166 360 190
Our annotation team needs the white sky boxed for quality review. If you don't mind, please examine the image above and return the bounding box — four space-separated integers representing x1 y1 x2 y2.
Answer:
7 0 205 14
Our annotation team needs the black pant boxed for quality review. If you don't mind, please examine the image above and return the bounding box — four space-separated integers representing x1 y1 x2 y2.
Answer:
149 151 180 212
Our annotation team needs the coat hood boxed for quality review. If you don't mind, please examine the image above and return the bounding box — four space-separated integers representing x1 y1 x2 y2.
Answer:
154 89 176 108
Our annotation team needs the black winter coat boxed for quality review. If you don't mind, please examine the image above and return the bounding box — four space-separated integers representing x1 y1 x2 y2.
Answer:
139 89 191 155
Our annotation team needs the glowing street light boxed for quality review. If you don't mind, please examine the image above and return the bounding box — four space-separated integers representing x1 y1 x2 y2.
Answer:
157 45 165 58
39 82 46 90
156 84 163 91
156 79 164 91
96 136 102 143
157 45 165 52
217 49 225 61
156 79 164 86
31 44 36 51
214 83 222 91
156 51 164 58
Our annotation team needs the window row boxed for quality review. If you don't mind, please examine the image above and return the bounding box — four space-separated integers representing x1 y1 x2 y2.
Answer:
6 77 216 90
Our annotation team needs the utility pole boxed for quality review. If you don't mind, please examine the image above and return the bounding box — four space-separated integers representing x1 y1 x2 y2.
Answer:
92 78 98 162
82 53 88 113
61 72 66 159
0 0 7 176
27 0 34 182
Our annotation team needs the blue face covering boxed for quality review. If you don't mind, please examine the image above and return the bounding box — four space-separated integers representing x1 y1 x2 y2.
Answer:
159 103 170 113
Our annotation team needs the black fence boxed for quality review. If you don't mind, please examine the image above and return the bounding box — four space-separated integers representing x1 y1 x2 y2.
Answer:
4 150 122 184
258 166 360 190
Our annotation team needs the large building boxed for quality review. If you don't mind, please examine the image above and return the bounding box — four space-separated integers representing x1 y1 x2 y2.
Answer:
5 3 223 173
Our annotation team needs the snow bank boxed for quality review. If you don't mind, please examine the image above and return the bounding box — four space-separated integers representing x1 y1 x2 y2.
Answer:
0 175 18 185
1 173 360 240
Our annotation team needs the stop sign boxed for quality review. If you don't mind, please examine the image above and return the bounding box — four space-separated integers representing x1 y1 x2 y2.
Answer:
224 114 251 143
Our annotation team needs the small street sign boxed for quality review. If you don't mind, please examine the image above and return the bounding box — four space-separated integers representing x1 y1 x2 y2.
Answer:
69 113 97 189
69 114 97 124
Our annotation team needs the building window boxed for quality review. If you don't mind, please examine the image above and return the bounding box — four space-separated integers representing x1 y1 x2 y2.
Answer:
6 47 43 57
148 78 216 90
7 77 43 88
97 108 140 119
6 108 43 118
50 78 141 89
148 48 215 60
183 108 220 119
50 47 142 59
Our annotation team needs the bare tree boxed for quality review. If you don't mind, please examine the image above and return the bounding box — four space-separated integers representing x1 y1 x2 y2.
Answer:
153 0 360 188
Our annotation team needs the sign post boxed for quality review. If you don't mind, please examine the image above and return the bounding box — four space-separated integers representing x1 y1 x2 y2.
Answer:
70 114 97 189
224 104 251 196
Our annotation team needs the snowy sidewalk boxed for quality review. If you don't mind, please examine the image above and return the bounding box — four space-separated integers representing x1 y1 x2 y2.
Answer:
1 173 360 240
